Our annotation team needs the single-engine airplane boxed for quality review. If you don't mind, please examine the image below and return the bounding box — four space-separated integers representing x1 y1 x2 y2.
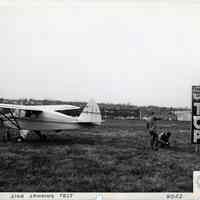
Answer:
0 99 102 142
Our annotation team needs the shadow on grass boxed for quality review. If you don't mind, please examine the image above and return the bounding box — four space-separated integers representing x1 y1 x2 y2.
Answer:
168 145 195 154
14 135 103 146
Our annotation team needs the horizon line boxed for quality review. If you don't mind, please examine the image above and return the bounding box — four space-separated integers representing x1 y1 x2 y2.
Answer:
0 97 191 109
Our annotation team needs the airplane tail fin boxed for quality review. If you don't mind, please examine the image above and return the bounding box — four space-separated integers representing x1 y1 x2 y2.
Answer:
78 99 102 125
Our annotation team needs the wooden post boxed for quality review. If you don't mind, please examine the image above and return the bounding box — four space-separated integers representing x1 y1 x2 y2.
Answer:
195 144 199 153
139 110 142 120
189 127 191 144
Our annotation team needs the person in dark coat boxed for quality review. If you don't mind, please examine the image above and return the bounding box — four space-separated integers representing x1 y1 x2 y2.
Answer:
146 112 161 150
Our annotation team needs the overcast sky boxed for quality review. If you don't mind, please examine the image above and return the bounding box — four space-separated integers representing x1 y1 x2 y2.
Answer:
0 0 200 107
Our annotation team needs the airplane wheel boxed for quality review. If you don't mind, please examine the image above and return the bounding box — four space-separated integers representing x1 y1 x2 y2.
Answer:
16 136 24 143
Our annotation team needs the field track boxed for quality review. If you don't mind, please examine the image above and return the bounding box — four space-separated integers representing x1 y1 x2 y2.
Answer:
0 119 197 192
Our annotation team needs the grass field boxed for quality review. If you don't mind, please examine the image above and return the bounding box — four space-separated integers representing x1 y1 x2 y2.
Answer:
0 119 198 192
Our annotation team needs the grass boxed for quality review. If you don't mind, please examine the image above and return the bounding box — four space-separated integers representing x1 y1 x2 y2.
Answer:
0 119 197 192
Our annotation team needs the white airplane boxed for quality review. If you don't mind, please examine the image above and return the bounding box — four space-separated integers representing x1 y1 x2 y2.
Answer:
0 99 102 142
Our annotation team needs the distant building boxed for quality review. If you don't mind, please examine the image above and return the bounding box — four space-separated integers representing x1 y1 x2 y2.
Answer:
174 110 191 121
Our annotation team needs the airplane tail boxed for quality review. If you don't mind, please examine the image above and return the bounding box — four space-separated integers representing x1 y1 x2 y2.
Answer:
78 99 102 125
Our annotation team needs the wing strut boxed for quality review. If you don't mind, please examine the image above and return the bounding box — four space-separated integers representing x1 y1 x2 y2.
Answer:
0 110 21 130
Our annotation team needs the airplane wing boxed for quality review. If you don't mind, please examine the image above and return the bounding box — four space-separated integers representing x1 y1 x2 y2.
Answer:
0 104 80 112
33 105 80 111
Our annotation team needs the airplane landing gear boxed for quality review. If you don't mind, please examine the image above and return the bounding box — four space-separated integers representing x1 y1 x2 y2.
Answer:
16 136 24 143
16 130 29 142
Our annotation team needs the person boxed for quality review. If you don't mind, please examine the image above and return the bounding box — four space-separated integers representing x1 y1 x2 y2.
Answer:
158 131 171 148
146 112 161 150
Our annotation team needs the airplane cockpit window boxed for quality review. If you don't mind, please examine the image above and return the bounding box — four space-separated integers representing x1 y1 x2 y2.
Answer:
17 110 37 119
57 109 81 117
25 111 33 118
24 111 39 119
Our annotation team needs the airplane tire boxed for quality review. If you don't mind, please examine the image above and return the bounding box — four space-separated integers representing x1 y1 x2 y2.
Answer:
16 136 24 143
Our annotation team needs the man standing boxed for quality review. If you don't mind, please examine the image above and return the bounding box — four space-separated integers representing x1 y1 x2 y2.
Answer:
146 112 161 150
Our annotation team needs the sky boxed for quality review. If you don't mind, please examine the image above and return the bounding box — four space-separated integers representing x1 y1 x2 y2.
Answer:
0 0 200 107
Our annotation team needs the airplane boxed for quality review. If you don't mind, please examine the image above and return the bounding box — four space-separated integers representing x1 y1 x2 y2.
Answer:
0 99 102 142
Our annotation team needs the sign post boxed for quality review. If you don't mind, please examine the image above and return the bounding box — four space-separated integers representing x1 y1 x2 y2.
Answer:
192 86 200 152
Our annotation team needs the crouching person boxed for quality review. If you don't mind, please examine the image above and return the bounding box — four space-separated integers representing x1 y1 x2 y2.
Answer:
158 131 171 148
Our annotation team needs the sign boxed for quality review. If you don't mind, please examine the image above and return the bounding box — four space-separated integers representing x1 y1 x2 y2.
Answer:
192 86 200 144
